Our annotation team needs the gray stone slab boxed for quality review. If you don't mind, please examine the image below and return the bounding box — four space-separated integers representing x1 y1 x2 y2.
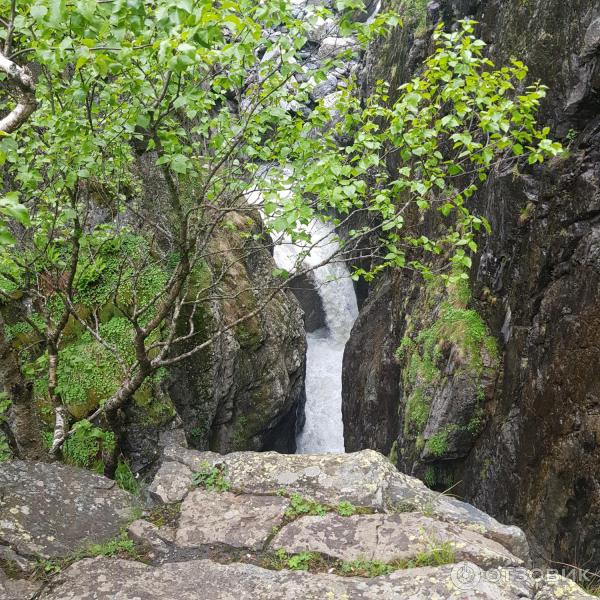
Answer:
272 512 522 569
0 567 42 599
158 445 530 561
147 460 193 503
175 489 289 550
38 557 543 600
0 461 138 559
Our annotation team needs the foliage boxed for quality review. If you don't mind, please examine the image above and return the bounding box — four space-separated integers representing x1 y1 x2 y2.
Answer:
336 500 358 516
267 541 456 576
35 532 138 579
285 493 328 518
425 430 449 457
61 419 115 473
268 549 324 572
423 465 437 488
339 558 396 577
115 459 139 495
192 462 231 492
0 392 12 461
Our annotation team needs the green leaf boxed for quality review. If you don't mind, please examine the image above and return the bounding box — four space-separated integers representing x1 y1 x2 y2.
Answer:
30 4 48 19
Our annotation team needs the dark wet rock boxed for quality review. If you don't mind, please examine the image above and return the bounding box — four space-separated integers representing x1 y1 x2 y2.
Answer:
344 0 600 571
164 211 307 457
288 272 327 333
0 461 138 559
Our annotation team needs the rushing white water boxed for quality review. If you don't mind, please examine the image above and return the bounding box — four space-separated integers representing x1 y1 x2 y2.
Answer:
273 220 359 453
247 180 359 453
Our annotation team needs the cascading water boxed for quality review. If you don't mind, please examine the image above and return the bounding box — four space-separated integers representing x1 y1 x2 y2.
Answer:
273 220 359 453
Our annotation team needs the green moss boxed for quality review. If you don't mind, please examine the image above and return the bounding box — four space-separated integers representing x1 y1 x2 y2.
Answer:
231 415 249 450
399 277 498 438
405 387 429 433
426 430 449 457
0 393 12 462
61 419 115 474
401 0 429 37
423 465 437 488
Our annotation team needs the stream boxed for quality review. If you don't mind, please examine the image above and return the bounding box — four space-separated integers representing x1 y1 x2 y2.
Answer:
273 220 359 453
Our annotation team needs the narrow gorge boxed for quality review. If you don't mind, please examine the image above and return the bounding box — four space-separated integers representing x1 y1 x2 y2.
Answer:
0 0 599 598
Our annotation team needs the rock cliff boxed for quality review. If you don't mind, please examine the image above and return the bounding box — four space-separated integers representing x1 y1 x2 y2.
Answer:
343 0 600 571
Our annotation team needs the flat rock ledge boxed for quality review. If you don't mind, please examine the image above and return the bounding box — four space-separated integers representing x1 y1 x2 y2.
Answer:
39 557 593 600
151 444 530 560
1 448 595 599
272 512 521 569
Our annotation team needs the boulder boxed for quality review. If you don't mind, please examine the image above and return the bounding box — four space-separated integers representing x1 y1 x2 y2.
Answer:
154 445 529 560
0 461 138 559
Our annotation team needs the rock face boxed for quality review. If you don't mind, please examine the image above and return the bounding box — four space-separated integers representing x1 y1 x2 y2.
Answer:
343 0 600 572
167 210 307 457
0 449 587 599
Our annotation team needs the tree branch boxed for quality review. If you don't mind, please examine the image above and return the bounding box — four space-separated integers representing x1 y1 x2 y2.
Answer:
0 51 37 134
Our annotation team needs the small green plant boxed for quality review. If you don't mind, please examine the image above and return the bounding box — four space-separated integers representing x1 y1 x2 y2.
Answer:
285 493 328 518
339 558 394 577
518 201 535 225
0 392 12 462
192 462 231 492
426 430 449 458
411 542 456 568
62 419 115 474
287 551 317 571
35 532 138 581
336 501 357 517
114 459 139 494
267 549 324 572
85 536 136 558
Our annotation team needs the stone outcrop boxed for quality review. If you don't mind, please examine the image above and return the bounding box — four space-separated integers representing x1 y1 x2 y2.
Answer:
0 461 139 559
343 0 600 572
37 557 594 600
1 450 593 599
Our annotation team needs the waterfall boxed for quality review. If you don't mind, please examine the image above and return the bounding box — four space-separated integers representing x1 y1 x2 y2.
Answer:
273 220 359 453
